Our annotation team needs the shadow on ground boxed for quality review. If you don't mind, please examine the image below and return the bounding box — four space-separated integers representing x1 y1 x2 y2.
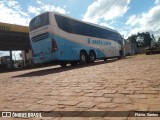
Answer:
13 59 118 78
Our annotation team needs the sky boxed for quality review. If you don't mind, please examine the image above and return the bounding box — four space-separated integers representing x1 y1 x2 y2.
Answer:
0 0 160 58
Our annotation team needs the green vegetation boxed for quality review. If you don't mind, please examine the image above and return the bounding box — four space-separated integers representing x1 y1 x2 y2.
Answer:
128 32 156 47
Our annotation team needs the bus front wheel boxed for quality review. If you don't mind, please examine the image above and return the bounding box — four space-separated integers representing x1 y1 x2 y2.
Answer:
79 51 87 65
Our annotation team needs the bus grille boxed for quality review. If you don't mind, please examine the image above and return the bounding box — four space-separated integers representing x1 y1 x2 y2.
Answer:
32 33 49 42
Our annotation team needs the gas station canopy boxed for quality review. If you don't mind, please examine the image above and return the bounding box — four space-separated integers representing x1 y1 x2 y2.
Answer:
0 22 31 50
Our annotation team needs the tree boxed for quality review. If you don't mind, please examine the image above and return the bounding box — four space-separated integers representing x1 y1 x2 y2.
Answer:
137 32 145 47
151 34 156 43
128 34 137 43
158 37 160 42
143 32 152 47
127 32 154 47
137 32 152 47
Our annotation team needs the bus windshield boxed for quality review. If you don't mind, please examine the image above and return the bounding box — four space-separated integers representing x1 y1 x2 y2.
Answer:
29 12 49 31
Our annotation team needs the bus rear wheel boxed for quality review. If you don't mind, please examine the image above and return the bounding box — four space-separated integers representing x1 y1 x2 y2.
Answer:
79 51 87 65
89 51 96 63
60 62 67 67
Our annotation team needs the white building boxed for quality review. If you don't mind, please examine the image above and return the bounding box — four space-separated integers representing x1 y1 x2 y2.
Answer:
21 49 33 66
124 41 137 55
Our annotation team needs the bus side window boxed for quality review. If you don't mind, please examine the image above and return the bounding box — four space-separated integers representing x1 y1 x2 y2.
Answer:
111 33 116 41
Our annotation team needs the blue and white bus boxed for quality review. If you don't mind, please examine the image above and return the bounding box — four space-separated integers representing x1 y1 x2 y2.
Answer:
29 12 123 67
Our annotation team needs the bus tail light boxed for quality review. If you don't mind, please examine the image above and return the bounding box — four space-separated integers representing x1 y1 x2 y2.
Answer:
52 39 58 53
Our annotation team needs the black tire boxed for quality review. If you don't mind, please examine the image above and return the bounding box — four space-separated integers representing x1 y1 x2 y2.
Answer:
60 62 67 67
79 51 87 65
118 51 122 59
89 51 96 63
71 61 78 66
104 58 108 61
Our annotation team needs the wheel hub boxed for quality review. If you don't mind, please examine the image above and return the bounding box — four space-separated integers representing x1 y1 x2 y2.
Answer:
81 55 86 61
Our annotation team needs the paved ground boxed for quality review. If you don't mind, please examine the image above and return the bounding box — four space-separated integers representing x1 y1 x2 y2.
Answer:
0 54 160 120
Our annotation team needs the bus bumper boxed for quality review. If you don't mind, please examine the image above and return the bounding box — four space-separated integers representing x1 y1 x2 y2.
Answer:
33 54 57 64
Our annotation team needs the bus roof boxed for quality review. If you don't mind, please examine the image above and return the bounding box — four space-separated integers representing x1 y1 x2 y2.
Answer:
51 11 119 34
30 11 119 34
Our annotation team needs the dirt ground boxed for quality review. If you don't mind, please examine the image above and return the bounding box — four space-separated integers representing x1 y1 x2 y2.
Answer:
0 54 160 120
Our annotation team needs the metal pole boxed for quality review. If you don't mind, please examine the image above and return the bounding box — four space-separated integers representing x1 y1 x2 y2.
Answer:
9 50 13 68
24 50 27 67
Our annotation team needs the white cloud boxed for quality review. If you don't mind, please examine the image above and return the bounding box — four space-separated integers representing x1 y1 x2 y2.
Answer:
126 15 140 27
99 23 115 29
0 0 30 26
119 30 129 39
83 0 131 23
42 5 66 14
28 6 41 15
36 0 43 5
0 0 68 25
28 1 68 15
125 4 160 39
155 0 160 4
